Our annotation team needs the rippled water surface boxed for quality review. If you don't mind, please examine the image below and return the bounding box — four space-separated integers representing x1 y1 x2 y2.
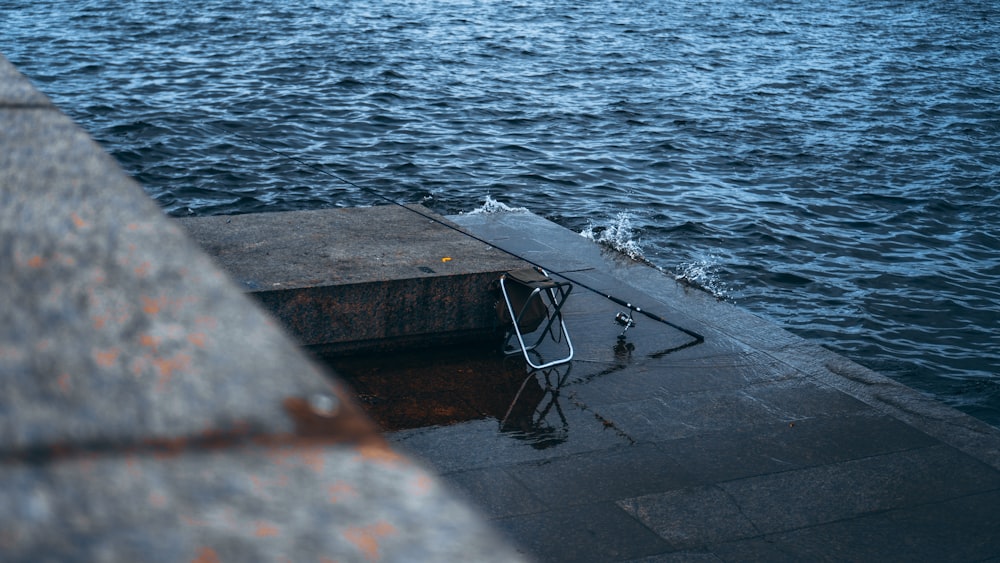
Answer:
4 0 999 424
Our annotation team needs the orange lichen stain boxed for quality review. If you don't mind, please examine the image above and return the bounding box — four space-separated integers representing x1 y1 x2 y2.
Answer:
187 332 207 348
57 252 77 268
71 212 88 229
127 222 140 231
56 372 72 393
139 333 160 353
142 295 164 315
149 492 168 508
94 348 120 367
92 315 109 330
254 522 280 538
299 448 325 474
412 475 434 495
153 353 192 391
27 255 44 268
354 445 405 467
182 515 209 528
264 446 299 468
328 481 357 504
249 473 290 498
191 546 220 563
134 261 151 277
343 521 397 562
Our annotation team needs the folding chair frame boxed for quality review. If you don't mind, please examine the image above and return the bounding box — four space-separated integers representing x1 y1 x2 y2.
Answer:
499 267 574 370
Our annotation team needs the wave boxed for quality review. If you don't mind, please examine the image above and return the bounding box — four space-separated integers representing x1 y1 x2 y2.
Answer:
579 212 644 261
463 195 530 215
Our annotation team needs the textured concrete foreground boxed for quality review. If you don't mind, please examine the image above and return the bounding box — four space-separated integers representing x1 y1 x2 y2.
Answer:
0 54 518 561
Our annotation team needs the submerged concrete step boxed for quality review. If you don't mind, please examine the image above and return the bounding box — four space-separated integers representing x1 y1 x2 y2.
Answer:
178 205 528 355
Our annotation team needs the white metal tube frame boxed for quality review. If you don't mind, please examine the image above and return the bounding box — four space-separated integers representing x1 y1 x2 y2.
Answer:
499 270 574 370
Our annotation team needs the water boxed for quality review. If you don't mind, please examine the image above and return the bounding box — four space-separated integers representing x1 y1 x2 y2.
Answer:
3 0 999 425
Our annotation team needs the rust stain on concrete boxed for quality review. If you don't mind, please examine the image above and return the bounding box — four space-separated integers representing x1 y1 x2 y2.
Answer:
70 211 88 230
328 481 357 504
254 522 280 538
190 546 220 563
93 348 120 368
343 521 397 562
141 295 164 315
154 353 192 391
56 372 71 393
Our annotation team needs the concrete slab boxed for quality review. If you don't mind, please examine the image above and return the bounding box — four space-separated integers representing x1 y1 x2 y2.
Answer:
320 210 1000 562
178 206 527 354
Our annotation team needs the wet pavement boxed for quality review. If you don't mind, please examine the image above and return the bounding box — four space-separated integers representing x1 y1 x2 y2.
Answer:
329 210 1000 562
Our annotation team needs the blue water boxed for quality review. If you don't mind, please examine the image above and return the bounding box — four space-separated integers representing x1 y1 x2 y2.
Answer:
4 0 999 425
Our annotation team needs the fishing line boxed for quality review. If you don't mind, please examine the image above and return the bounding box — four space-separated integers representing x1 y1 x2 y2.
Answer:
211 124 705 348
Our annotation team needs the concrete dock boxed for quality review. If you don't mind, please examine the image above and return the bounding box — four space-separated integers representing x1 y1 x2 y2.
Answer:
416 211 1000 561
6 50 1000 561
182 204 1000 561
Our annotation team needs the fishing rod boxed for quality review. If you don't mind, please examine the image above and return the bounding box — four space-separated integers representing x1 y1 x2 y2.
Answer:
211 124 705 349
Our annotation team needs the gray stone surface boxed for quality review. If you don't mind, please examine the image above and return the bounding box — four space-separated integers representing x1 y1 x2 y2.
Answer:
0 53 519 562
178 206 527 353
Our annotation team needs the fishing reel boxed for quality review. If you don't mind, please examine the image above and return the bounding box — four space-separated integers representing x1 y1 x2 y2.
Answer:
615 310 635 336
613 310 636 355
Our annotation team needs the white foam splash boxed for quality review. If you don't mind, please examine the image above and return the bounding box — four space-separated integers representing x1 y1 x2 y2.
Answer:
464 195 529 215
580 212 644 261
674 255 731 299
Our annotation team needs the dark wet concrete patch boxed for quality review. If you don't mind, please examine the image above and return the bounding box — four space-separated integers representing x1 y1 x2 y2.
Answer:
324 343 532 432
442 466 548 519
493 501 675 563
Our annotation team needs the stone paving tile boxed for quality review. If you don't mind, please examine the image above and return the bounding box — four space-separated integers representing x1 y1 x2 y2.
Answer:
711 489 1000 562
618 485 761 551
493 501 674 563
652 412 939 484
718 444 1000 535
441 466 547 519
589 379 862 445
503 443 700 507
567 350 802 408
